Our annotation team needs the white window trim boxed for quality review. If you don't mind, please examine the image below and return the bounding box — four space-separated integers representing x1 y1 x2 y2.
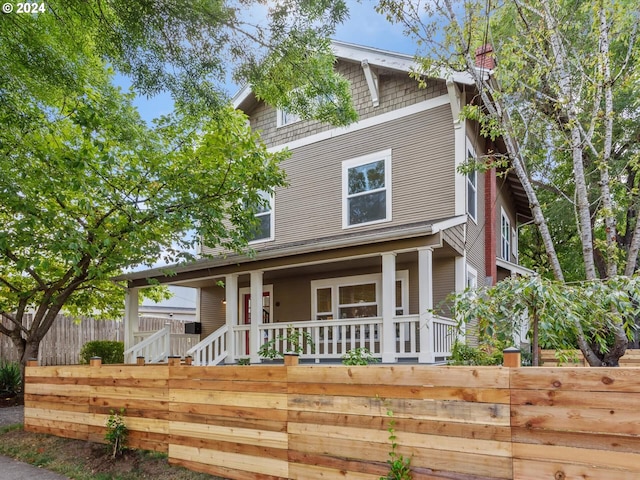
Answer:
466 264 478 290
342 149 392 229
500 207 511 261
466 139 478 224
311 271 409 321
276 108 301 128
248 192 275 244
512 226 518 262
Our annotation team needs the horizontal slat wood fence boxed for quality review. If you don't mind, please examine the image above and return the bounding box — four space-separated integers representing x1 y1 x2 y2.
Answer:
0 315 188 365
540 349 640 367
24 364 640 479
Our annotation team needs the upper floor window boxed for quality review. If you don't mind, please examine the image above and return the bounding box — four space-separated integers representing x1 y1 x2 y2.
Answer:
467 144 477 222
249 191 274 243
342 150 392 228
277 109 300 128
500 208 511 261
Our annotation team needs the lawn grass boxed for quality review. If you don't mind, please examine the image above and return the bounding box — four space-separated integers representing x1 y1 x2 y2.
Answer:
0 424 226 480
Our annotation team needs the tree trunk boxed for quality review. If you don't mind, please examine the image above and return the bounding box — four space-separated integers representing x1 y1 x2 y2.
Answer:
14 337 40 395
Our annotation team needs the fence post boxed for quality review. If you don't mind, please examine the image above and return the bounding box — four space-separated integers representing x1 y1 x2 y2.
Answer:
184 356 193 366
26 358 39 367
136 356 145 366
168 355 181 367
90 356 102 367
503 347 521 368
284 353 299 366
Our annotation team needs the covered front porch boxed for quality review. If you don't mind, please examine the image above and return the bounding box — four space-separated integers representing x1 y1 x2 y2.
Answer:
122 232 467 365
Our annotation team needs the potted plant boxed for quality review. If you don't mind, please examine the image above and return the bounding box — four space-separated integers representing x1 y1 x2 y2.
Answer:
258 326 315 365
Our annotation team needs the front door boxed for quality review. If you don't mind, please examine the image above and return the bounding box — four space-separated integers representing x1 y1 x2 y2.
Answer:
242 291 271 355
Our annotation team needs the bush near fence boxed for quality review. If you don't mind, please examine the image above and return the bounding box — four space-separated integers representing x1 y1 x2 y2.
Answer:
24 362 640 480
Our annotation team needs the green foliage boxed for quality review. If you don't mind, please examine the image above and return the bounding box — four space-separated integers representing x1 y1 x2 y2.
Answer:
79 341 124 365
447 341 503 366
258 326 315 359
105 409 128 459
0 0 355 383
449 275 640 366
0 361 21 395
380 408 412 480
342 347 379 365
236 358 251 366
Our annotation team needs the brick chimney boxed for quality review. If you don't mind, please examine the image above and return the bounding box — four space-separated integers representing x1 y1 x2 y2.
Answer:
475 44 496 70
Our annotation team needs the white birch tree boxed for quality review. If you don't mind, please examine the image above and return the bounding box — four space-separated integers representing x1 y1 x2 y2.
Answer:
377 0 640 365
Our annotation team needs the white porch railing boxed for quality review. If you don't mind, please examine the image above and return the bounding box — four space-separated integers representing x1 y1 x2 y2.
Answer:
186 325 228 366
124 325 170 363
125 325 200 363
128 315 457 365
432 315 457 359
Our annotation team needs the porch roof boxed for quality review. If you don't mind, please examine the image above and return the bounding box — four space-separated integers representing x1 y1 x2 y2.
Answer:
117 215 466 286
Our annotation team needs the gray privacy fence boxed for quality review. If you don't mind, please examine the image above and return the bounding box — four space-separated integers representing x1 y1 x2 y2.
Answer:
0 315 189 365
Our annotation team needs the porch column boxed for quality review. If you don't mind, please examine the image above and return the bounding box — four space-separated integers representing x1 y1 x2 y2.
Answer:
124 287 139 358
418 247 435 363
225 274 238 364
455 256 466 340
381 253 397 363
249 271 263 364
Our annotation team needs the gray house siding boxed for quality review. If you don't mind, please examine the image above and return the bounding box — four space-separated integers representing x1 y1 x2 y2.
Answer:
201 105 456 257
199 286 225 337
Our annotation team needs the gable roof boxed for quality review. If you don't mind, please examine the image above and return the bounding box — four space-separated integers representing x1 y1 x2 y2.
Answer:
233 40 476 112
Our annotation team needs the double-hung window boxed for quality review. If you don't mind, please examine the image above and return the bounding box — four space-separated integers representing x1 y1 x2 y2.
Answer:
500 208 511 261
342 150 392 228
466 143 477 222
249 190 274 243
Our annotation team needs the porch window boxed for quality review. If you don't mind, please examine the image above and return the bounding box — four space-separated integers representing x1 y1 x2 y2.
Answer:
500 208 511 261
342 150 392 228
316 287 333 321
249 190 274 243
338 283 377 318
311 271 408 321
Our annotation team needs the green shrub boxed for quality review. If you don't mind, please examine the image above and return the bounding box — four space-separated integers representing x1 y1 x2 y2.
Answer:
79 340 124 364
342 347 379 365
0 361 21 394
447 341 503 366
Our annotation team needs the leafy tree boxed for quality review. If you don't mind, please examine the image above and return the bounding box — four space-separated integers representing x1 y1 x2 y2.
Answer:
452 275 640 366
376 0 640 365
0 0 356 381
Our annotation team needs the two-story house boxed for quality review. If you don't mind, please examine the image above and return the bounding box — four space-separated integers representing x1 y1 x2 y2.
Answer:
121 41 532 365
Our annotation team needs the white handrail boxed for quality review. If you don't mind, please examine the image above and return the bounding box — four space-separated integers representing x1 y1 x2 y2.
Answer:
124 325 171 363
186 325 228 366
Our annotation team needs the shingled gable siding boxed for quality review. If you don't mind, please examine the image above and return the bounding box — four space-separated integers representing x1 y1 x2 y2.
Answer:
247 61 448 148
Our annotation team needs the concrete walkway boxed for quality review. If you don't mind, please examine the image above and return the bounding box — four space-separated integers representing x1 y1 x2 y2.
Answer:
0 405 70 479
0 455 71 480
